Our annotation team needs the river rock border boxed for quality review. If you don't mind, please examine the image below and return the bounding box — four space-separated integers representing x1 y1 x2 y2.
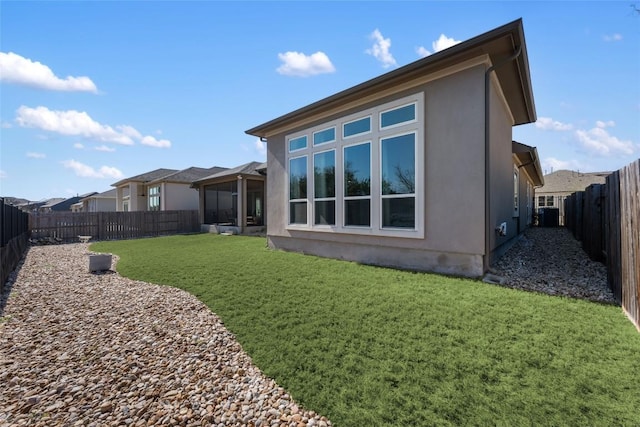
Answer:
0 244 332 427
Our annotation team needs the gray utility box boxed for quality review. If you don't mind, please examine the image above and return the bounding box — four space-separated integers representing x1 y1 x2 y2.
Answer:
89 254 112 272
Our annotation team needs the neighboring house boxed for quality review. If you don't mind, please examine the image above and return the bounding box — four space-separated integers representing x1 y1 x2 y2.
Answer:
534 169 609 225
145 166 228 211
192 161 266 235
246 19 541 277
70 201 84 212
112 168 178 212
112 167 227 212
39 193 98 213
37 198 66 213
77 188 118 212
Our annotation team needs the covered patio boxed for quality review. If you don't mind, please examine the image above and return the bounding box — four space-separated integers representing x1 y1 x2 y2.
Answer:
192 161 266 235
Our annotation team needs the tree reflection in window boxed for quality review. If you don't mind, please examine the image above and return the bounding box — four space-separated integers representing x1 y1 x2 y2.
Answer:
381 133 415 195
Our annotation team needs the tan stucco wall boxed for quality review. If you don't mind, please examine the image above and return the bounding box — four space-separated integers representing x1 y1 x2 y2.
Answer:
265 65 492 277
487 77 517 262
163 183 199 211
89 198 116 212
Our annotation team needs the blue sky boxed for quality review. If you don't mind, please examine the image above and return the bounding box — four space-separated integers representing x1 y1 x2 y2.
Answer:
1 1 638 201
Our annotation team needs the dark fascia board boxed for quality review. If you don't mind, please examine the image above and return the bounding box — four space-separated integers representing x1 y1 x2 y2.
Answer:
246 19 535 138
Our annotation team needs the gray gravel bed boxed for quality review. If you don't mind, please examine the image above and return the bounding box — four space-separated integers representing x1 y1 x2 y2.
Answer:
492 227 616 304
0 244 332 426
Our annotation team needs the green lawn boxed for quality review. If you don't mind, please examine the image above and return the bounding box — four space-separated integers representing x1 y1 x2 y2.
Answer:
92 234 640 426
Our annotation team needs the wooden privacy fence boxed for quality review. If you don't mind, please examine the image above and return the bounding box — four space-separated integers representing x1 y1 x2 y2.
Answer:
564 159 640 329
1 198 30 288
30 210 200 243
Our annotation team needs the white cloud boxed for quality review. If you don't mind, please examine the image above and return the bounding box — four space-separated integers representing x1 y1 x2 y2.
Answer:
255 138 266 157
61 159 123 179
0 170 6 179
366 29 397 68
26 152 46 159
416 46 430 58
535 117 574 131
95 145 116 152
596 120 615 128
16 106 133 145
416 34 462 57
118 125 142 139
15 106 171 148
575 121 634 156
603 33 623 42
74 143 85 149
140 135 171 148
0 51 98 93
1 121 12 129
276 51 336 77
542 157 582 172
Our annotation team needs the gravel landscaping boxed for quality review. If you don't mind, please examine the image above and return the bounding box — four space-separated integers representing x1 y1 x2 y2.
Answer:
491 227 616 304
0 227 615 425
0 244 332 426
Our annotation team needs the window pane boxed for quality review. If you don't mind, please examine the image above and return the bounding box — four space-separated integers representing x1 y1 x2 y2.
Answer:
290 201 307 224
382 133 415 195
315 200 335 225
538 196 545 207
289 157 307 200
313 127 335 145
382 197 415 228
546 196 554 206
381 104 415 128
344 143 370 197
345 199 370 226
344 117 371 137
314 151 335 198
289 136 307 152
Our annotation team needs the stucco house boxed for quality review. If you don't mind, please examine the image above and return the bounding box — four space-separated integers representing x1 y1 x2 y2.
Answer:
246 19 542 277
192 161 267 235
38 193 97 213
74 188 118 212
534 169 609 225
112 167 226 212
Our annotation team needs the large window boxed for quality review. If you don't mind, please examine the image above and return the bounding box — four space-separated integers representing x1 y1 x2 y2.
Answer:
381 133 415 228
148 185 160 211
285 93 424 238
289 156 308 224
344 142 371 226
314 150 335 225
204 181 237 225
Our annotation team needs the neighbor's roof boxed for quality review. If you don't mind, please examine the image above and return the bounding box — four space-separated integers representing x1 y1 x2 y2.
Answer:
40 198 65 208
247 18 535 138
111 168 178 187
192 161 266 185
147 166 229 185
536 170 610 194
512 141 544 187
81 188 117 200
